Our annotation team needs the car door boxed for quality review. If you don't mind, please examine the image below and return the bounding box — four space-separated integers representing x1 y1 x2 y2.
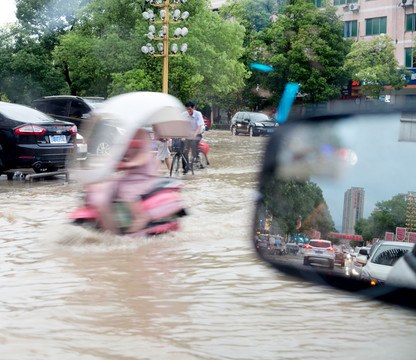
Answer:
241 112 250 133
234 112 243 132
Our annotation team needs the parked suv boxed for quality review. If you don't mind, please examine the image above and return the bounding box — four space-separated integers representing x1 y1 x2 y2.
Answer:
31 96 114 155
230 111 277 136
303 239 335 269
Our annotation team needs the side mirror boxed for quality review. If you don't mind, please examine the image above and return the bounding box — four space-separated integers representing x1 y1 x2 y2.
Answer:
254 106 416 310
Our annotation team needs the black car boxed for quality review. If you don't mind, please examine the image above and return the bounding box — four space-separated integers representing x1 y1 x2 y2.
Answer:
230 111 278 136
0 102 77 178
31 95 118 155
31 95 104 127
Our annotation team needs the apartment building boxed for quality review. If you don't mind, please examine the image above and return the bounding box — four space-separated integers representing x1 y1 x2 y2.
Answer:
334 1 415 67
342 187 365 235
210 0 228 11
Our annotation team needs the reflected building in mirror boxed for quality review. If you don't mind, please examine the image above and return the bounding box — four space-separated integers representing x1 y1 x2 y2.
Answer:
342 187 365 235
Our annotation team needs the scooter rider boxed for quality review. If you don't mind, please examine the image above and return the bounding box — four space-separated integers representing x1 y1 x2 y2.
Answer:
182 101 204 174
86 128 159 234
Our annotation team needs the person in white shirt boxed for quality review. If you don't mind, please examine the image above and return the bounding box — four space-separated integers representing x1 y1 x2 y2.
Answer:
182 100 204 174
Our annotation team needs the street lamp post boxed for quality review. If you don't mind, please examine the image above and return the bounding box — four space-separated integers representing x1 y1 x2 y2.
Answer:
141 0 189 94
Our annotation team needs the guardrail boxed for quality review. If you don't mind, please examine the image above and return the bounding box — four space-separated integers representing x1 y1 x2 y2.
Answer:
24 170 69 183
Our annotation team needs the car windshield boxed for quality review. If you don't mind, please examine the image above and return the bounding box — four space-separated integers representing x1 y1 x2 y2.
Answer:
251 113 271 122
309 241 331 248
371 245 412 266
0 103 54 122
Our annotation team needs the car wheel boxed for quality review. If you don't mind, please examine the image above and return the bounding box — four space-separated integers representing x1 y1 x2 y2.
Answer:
231 126 238 136
6 172 13 180
95 139 112 156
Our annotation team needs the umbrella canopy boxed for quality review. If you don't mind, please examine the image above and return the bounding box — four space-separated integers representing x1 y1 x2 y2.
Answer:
70 92 191 183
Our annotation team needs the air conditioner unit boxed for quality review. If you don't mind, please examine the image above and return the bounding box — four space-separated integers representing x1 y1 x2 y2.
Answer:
401 0 413 6
349 3 360 11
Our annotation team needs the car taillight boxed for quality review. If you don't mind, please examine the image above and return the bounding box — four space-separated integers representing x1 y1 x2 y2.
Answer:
70 125 77 135
15 125 46 135
329 247 335 251
304 245 311 249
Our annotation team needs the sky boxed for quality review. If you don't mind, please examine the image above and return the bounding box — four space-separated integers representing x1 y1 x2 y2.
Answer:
0 0 17 27
308 113 415 231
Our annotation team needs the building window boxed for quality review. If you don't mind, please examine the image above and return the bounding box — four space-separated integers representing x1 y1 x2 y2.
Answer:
405 48 416 68
311 0 323 7
406 14 416 32
365 17 387 36
343 21 357 37
333 0 358 5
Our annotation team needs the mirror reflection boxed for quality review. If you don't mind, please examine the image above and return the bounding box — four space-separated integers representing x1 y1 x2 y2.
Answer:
255 111 416 290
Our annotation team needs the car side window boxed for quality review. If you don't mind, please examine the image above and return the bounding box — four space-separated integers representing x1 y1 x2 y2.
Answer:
373 248 408 266
33 101 47 113
45 99 67 116
70 100 90 118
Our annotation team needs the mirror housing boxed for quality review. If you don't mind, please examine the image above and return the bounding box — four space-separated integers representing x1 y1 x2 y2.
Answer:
254 104 416 310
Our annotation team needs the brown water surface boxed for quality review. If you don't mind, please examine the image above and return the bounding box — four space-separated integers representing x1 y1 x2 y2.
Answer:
0 130 414 359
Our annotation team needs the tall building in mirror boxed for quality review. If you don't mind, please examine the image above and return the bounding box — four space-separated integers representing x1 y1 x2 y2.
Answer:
342 187 365 235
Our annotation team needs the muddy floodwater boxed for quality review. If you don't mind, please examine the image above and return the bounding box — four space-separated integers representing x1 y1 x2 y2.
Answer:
0 130 415 359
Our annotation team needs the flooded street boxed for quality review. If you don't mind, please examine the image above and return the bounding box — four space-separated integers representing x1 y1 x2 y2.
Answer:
0 130 415 359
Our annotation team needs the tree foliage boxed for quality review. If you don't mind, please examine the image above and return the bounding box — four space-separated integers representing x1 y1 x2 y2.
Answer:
0 0 411 109
344 35 411 97
0 24 67 104
261 177 335 238
354 195 407 242
252 1 351 103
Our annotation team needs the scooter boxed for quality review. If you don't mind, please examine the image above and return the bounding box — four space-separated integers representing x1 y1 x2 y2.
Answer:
66 92 193 236
67 177 187 236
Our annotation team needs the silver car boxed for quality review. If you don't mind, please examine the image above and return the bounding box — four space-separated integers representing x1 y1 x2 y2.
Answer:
303 239 335 269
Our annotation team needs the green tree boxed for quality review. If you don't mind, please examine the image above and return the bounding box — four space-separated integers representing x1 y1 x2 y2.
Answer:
343 35 411 98
169 4 248 106
354 195 407 242
0 24 67 104
261 178 335 238
52 31 106 96
247 0 351 104
15 0 89 36
219 0 282 110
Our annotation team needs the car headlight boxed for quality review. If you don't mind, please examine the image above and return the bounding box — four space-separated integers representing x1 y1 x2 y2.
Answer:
360 267 378 285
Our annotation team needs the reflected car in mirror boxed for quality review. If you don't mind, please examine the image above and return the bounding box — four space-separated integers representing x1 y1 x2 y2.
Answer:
360 241 414 285
303 239 335 269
